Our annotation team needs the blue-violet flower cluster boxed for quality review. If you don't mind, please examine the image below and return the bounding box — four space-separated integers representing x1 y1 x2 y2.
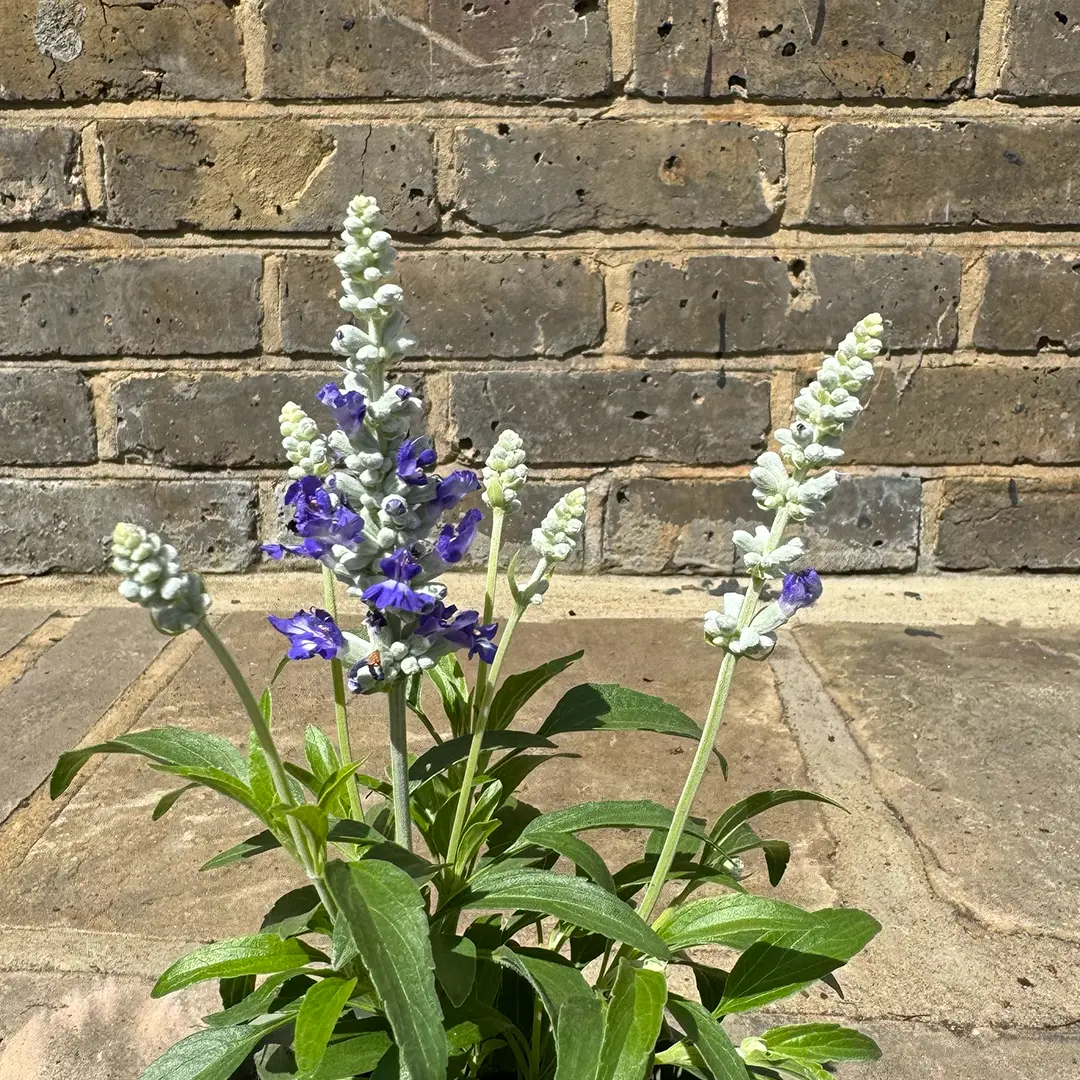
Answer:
263 195 495 691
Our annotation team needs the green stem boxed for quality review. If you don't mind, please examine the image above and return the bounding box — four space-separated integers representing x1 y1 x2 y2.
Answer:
387 680 413 851
445 600 525 866
470 507 505 722
196 620 338 919
322 566 362 821
635 506 793 925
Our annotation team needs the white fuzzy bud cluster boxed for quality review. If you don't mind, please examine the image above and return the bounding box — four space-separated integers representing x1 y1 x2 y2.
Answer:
775 312 883 471
531 487 586 564
110 523 211 635
703 593 776 660
732 526 805 580
331 195 416 380
482 429 528 513
280 401 330 480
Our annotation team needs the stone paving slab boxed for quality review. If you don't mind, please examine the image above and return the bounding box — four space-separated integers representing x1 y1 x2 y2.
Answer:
0 609 53 658
0 606 1077 1077
0 608 167 821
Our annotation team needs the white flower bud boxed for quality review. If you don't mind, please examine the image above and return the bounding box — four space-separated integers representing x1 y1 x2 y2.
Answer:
531 487 586 563
111 523 210 635
482 429 529 513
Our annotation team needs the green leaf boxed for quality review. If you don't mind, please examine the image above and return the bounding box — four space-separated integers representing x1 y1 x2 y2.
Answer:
53 727 247 799
653 1041 709 1080
203 972 310 1028
360 842 441 884
614 857 743 902
522 800 714 850
261 885 325 939
326 818 387 845
138 1019 289 1080
200 830 280 871
247 731 277 816
410 731 557 790
488 650 584 731
709 791 844 853
488 752 580 801
284 803 329 850
305 724 341 783
517 829 616 893
667 997 750 1080
717 909 880 1013
325 859 448 1080
456 868 671 960
317 762 363 812
310 1032 393 1080
152 934 327 997
761 1023 882 1064
761 839 791 886
152 764 262 819
656 895 818 952
539 684 704 744
427 654 470 735
554 994 604 1080
597 959 667 1080
431 933 477 1008
491 944 593 1027
152 783 199 821
294 976 358 1074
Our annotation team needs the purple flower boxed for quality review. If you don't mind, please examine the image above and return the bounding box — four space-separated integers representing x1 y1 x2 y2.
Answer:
317 383 366 439
395 387 412 400
396 438 438 485
268 608 345 661
418 602 498 664
435 508 483 565
361 548 429 613
778 569 822 616
288 475 365 547
432 470 480 511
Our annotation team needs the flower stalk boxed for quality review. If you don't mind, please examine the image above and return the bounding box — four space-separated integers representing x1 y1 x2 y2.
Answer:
321 565 362 822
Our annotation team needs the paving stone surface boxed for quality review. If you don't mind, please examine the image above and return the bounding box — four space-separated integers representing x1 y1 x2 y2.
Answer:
0 604 1077 1077
0 609 52 658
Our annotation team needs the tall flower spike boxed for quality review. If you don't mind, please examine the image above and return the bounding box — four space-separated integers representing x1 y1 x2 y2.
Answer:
483 429 529 514
532 487 586 564
111 523 211 635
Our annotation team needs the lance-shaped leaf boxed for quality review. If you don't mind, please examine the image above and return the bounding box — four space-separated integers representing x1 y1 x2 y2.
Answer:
655 895 818 952
152 934 327 997
325 859 448 1080
431 933 478 1008
52 727 247 799
555 994 604 1080
760 1023 882 1064
491 944 594 1027
709 791 844 854
667 996 750 1080
597 959 667 1080
409 731 556 790
522 800 714 850
451 868 672 960
200 830 280 872
294 976 358 1075
516 829 616 893
487 650 584 731
539 684 704 744
138 1018 291 1080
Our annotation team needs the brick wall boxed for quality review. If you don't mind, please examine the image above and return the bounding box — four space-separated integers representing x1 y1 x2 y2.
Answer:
1 0 1078 576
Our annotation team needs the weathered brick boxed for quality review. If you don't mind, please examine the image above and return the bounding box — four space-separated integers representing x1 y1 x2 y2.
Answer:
99 121 437 233
261 0 611 100
0 0 244 102
999 1 1080 97
456 121 782 232
447 371 770 466
804 122 1080 227
0 254 262 357
279 252 604 358
0 368 95 464
844 365 1080 465
114 373 336 468
603 475 920 573
631 0 980 101
0 126 84 224
975 252 1080 352
934 478 1080 570
627 252 959 355
0 479 256 574
455 481 586 571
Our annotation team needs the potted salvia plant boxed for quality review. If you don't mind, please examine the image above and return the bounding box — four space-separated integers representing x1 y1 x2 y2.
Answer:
51 192 888 1080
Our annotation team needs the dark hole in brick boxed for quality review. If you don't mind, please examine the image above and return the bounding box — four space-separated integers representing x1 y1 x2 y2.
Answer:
711 290 719 300
490 420 499 430
496 122 510 135
137 2 154 9
409 188 425 199
1037 335 1052 349
272 41 282 51
781 42 796 56
631 410 651 420
459 437 473 451
871 539 884 547
575 188 585 197
640 373 653 384
1056 10 1069 24
715 371 727 388
678 298 688 308
1018 976 1034 987
788 257 806 278
533 152 543 163
691 392 703 404
945 30 951 40
728 74 747 89
615 489 628 503
275 204 283 215
902 49 916 63
573 0 599 15
758 23 783 37
1008 478 1019 505
1003 149 1024 166
342 17 356 29
840 38 849 46
657 19 673 38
